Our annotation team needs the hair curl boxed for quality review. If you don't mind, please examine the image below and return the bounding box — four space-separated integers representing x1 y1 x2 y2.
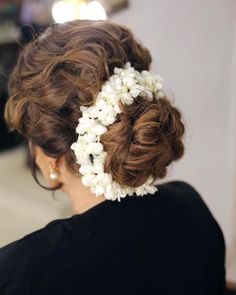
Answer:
4 19 185 190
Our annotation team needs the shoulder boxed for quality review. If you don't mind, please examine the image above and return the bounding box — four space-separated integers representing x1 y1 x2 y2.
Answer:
0 218 71 294
157 180 225 250
158 180 220 223
158 180 215 214
159 179 203 199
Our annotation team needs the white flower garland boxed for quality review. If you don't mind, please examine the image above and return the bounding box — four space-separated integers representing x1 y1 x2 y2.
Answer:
71 62 164 201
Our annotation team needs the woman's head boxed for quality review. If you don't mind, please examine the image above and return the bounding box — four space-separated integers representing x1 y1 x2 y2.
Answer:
4 20 185 192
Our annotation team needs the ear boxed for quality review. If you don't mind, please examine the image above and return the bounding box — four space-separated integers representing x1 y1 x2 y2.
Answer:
34 145 58 171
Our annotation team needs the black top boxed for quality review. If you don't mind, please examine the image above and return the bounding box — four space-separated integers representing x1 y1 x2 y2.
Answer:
0 181 225 295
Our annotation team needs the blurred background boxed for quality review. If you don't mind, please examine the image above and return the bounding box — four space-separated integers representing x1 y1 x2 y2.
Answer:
0 0 235 287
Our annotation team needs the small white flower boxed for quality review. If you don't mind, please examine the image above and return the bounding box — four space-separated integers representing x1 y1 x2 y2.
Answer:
124 62 131 69
88 106 99 118
85 142 103 154
130 87 141 98
83 132 97 143
103 115 116 125
102 83 113 94
123 76 136 88
79 164 94 175
93 124 107 135
121 92 134 105
76 124 87 134
77 152 91 165
93 162 104 174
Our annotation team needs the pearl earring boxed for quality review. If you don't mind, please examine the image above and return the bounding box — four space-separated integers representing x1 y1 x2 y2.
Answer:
49 163 59 180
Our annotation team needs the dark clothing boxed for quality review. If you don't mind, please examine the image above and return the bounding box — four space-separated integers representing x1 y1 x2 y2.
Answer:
0 181 225 294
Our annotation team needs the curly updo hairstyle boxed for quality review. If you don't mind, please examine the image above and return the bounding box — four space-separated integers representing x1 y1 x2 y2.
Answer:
4 20 185 190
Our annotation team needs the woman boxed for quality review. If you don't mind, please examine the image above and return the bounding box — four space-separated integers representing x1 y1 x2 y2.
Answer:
0 20 225 294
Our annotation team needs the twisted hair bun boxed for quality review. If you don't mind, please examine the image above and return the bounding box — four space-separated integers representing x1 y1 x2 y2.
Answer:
101 96 185 187
4 19 185 189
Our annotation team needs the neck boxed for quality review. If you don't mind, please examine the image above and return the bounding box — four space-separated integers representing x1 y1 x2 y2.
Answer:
62 173 107 215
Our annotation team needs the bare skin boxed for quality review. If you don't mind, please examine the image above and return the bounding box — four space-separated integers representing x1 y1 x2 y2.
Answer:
35 146 107 215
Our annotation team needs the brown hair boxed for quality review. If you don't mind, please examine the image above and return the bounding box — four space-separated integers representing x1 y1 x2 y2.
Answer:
4 19 185 190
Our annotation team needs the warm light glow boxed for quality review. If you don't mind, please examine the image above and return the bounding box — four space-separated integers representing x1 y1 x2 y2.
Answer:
78 2 88 20
52 0 107 23
80 1 107 20
52 1 76 23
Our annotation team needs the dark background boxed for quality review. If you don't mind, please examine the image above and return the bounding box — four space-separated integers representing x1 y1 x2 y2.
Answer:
0 0 49 152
